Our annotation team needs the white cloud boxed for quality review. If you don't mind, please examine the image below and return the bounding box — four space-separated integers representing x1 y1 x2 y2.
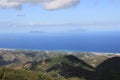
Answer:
0 0 80 10
44 0 80 10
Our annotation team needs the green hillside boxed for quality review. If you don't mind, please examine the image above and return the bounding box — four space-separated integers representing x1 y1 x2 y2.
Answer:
26 55 95 71
0 67 52 80
0 49 120 80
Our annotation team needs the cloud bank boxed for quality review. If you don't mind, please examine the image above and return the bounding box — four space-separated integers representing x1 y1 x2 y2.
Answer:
0 0 80 10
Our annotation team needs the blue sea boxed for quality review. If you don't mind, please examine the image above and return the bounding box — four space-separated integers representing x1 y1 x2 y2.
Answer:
0 31 120 53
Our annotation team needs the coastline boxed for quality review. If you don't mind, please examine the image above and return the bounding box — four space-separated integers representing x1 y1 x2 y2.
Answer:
0 47 120 54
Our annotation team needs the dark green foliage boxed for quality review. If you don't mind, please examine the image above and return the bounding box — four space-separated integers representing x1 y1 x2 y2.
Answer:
24 55 95 80
22 55 120 80
0 49 119 80
27 55 95 71
95 57 120 80
0 49 111 68
0 67 52 80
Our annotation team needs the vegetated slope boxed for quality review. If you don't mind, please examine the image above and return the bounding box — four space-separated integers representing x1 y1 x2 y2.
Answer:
0 49 64 68
24 55 95 71
0 67 52 80
95 57 120 80
0 49 120 80
45 56 120 80
24 55 120 80
0 51 120 80
23 55 95 80
0 49 117 68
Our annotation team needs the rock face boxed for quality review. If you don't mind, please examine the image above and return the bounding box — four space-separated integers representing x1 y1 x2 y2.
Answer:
95 57 120 80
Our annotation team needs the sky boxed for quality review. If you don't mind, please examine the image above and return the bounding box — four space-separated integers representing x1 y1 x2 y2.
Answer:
0 0 120 33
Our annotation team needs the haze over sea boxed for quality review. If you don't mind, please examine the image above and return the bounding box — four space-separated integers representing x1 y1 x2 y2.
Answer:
0 0 120 53
0 31 120 53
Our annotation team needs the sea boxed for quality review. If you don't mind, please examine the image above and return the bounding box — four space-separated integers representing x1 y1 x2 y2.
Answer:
0 31 120 53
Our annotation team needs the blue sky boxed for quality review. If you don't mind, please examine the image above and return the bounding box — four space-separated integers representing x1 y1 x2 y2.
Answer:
0 0 120 33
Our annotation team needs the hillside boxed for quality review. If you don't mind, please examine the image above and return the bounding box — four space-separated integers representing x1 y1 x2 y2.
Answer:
0 67 52 80
23 55 95 79
95 57 120 80
0 49 120 80
23 55 120 80
0 49 118 68
25 55 94 71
